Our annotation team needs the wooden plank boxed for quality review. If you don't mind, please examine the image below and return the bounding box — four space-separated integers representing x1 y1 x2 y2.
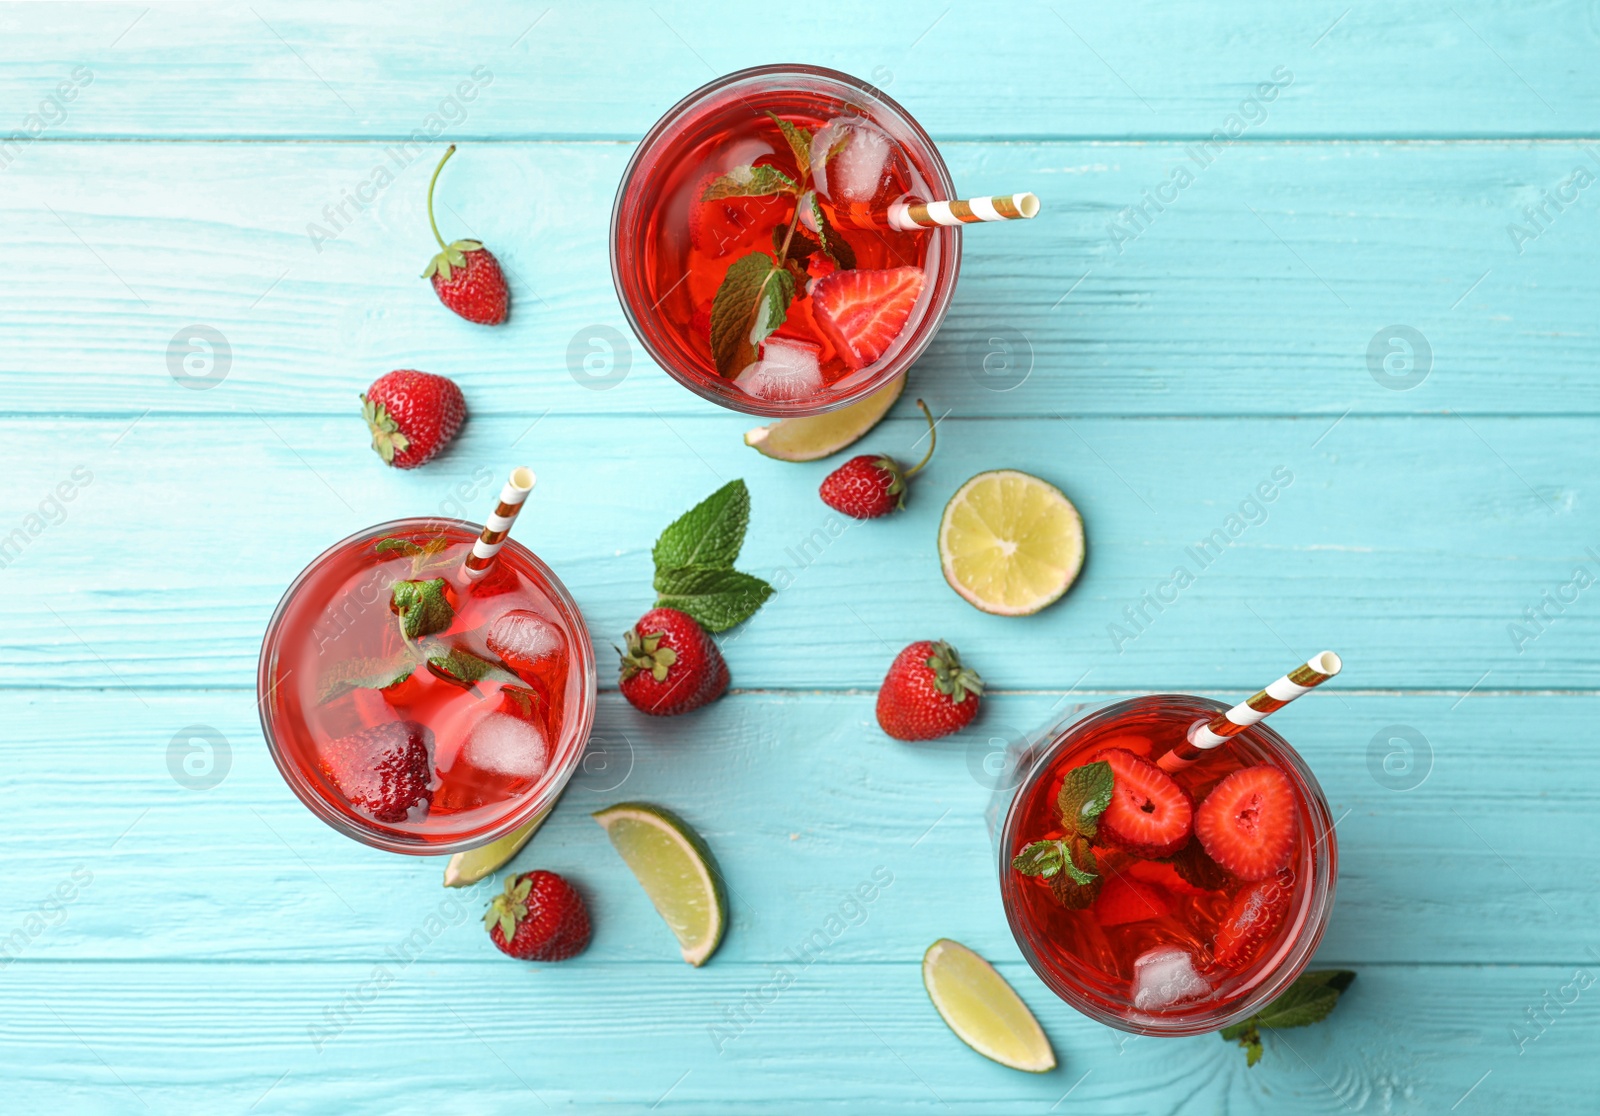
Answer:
2 140 1598 417
2 413 1591 690
3 691 1591 964
1 2 1594 140
0 959 1588 1112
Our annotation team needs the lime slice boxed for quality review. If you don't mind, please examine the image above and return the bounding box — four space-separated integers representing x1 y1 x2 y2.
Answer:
442 805 554 888
593 802 727 966
744 374 905 461
923 939 1056 1073
938 470 1085 616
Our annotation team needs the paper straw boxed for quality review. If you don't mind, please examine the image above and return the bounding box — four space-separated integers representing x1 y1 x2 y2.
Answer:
463 467 536 580
887 192 1040 230
1157 651 1343 772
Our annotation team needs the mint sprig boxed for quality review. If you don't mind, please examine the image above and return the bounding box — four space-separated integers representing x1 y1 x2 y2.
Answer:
766 112 813 177
709 251 796 379
390 578 454 640
376 534 452 575
808 193 856 270
1220 970 1356 1067
1012 759 1114 906
649 480 773 632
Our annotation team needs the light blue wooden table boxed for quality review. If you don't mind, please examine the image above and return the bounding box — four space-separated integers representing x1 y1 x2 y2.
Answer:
3 2 1596 1111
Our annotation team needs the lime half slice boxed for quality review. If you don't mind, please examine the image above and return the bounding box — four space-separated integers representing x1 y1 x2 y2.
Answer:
938 470 1085 616
923 939 1056 1073
744 374 905 461
593 802 727 966
443 805 553 888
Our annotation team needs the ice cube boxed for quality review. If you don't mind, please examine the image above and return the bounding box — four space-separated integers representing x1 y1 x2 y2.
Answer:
486 609 564 670
810 119 896 204
462 712 550 780
1130 947 1211 1011
735 337 825 402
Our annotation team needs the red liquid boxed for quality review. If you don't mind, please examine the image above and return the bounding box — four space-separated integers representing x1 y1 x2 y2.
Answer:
638 95 941 395
1004 696 1333 1029
260 520 593 850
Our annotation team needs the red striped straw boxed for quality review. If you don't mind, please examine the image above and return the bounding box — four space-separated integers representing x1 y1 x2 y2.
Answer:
1157 651 1343 773
463 467 536 580
887 192 1039 230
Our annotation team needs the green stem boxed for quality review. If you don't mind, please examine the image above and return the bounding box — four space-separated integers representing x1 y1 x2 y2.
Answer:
904 399 937 478
426 144 456 251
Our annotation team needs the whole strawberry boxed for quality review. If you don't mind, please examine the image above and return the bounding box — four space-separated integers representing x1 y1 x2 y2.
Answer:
485 870 590 962
361 369 466 469
876 640 984 741
619 607 729 716
820 399 936 519
422 145 509 325
318 720 434 822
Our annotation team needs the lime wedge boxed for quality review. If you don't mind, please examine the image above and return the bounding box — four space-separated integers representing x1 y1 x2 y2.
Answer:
593 802 727 966
923 939 1056 1073
442 805 554 887
744 374 905 461
938 470 1085 616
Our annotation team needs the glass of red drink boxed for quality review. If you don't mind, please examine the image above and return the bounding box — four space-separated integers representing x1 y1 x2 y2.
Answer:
998 695 1338 1036
611 64 961 416
258 518 596 854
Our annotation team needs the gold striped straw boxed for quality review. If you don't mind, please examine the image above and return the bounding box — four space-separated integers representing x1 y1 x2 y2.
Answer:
887 192 1040 231
1157 651 1343 773
463 467 536 580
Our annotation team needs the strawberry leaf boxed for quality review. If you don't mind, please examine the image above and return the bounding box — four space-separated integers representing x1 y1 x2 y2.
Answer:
652 479 750 574
765 112 813 178
709 252 796 379
701 164 798 202
654 565 774 632
1056 760 1114 840
390 578 453 640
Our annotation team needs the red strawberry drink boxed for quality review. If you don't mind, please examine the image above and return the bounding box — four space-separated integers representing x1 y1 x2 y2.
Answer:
612 65 961 416
1000 695 1337 1035
258 518 596 853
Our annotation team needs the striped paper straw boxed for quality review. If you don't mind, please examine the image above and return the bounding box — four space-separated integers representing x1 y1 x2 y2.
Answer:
463 467 536 580
1157 651 1343 772
887 192 1040 230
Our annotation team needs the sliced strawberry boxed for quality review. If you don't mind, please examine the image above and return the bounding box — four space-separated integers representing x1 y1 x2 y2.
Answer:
1093 873 1172 926
1125 858 1210 897
1210 872 1293 970
1092 747 1194 858
1195 765 1299 881
810 266 925 370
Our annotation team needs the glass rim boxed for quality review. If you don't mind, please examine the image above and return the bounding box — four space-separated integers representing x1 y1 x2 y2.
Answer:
256 516 598 856
609 62 963 417
997 693 1339 1036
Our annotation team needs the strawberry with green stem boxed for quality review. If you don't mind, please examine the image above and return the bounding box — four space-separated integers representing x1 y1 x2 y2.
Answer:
820 399 937 519
422 145 509 325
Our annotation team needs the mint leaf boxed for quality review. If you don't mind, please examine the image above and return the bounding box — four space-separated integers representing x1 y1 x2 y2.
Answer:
376 538 424 557
500 685 545 720
654 565 774 632
1219 970 1355 1066
1166 839 1231 891
390 578 453 640
709 251 796 378
377 534 452 575
1056 760 1114 840
1010 840 1066 878
652 479 750 574
701 164 797 202
809 194 856 270
1049 842 1101 909
774 222 823 260
426 646 518 688
765 112 813 178
316 654 415 703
